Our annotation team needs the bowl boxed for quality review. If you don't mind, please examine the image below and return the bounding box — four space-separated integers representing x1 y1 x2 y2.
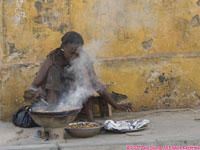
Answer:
64 122 103 138
30 107 81 128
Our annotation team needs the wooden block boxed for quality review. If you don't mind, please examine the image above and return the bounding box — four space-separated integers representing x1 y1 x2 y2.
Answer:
45 128 65 139
107 104 112 117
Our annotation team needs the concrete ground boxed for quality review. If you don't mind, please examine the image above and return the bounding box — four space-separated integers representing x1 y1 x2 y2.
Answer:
1 108 200 150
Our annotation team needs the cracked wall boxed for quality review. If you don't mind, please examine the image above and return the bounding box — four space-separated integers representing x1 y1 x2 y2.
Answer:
1 0 200 120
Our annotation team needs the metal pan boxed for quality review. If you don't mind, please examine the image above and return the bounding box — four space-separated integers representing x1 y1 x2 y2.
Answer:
30 107 81 128
30 107 81 117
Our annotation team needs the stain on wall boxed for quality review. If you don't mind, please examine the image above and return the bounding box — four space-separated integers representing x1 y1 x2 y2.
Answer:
142 38 153 51
197 0 200 6
190 15 200 27
98 55 200 111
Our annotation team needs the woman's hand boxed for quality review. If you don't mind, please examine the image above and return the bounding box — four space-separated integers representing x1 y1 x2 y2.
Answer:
23 85 39 102
115 103 134 112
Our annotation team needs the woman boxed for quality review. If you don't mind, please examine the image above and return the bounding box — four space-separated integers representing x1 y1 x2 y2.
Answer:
24 31 133 121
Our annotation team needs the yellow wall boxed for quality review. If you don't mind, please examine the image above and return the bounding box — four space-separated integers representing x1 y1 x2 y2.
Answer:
1 0 200 120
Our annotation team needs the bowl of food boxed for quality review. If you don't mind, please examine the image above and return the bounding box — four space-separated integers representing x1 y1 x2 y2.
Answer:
65 122 103 138
30 106 81 128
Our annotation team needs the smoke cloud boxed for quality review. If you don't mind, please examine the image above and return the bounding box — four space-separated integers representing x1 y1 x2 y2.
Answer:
34 0 158 110
57 49 99 108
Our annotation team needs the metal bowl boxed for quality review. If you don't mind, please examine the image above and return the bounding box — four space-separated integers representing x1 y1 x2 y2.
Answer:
64 122 103 138
30 108 81 128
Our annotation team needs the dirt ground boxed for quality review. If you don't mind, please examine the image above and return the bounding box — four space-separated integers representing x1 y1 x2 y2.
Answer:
0 121 39 145
1 108 200 146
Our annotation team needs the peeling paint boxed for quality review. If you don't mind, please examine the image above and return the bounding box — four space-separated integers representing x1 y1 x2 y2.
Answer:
197 0 200 6
8 43 15 54
34 1 42 12
58 24 68 33
14 0 26 25
190 15 200 27
142 38 153 51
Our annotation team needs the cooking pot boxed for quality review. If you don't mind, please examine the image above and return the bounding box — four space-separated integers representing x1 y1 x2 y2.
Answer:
30 107 81 128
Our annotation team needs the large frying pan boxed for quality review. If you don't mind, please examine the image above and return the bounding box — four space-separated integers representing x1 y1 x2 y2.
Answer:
30 107 81 128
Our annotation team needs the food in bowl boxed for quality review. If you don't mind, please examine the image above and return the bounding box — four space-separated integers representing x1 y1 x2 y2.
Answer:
65 122 103 138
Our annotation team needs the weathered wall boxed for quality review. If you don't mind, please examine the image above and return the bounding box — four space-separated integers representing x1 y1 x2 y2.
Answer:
1 0 200 120
70 0 200 111
0 0 71 120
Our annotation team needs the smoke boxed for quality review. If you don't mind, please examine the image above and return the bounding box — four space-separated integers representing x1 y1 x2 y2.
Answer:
57 50 99 108
48 0 158 110
84 39 104 61
83 0 157 42
31 40 105 111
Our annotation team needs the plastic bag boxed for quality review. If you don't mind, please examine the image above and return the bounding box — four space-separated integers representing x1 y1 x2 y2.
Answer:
104 119 149 132
12 106 39 128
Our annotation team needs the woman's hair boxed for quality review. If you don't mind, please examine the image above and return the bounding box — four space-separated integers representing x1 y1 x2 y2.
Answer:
61 31 84 48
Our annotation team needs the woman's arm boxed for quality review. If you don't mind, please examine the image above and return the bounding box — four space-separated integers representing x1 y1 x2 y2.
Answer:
32 56 53 87
24 57 53 101
88 63 134 111
87 63 120 108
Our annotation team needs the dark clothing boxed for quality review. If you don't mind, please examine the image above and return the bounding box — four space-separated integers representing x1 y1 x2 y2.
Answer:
45 49 71 92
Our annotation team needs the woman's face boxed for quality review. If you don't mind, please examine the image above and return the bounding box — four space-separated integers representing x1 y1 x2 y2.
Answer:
63 43 82 61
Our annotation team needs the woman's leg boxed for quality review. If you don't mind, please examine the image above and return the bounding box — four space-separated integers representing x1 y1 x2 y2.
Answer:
46 89 59 105
83 97 95 121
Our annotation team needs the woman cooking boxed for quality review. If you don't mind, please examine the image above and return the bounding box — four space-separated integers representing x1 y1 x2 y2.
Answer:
24 31 133 121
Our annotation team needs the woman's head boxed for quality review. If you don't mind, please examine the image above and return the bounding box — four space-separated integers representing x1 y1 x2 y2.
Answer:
61 31 84 60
